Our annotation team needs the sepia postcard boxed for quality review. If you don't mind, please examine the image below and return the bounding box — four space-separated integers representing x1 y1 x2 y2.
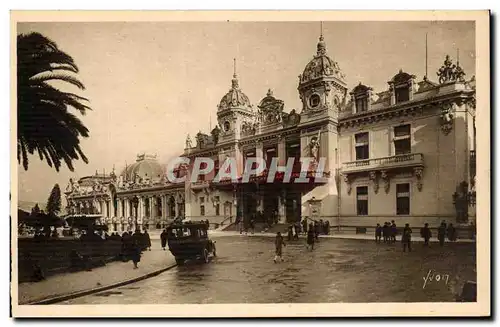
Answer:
10 10 490 318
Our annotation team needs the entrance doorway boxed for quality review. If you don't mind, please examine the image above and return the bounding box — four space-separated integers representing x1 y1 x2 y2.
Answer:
285 189 302 223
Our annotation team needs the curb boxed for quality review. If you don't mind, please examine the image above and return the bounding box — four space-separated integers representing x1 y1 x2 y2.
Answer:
209 231 475 243
23 263 177 305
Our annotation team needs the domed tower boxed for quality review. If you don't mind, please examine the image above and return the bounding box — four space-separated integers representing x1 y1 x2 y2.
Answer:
216 59 255 142
298 32 348 118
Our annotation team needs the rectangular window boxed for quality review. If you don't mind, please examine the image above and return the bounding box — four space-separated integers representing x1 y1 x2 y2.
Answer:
393 124 411 155
355 97 368 112
200 205 205 216
395 86 410 103
215 204 220 216
200 197 205 204
264 147 277 169
355 132 369 160
356 186 368 216
396 183 410 215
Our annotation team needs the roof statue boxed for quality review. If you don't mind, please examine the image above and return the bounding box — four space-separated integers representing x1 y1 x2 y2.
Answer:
437 55 466 84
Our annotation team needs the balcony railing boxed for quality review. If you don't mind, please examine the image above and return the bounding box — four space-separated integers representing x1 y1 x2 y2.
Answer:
341 153 424 174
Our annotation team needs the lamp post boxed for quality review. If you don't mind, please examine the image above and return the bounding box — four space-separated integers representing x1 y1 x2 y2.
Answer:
131 195 139 231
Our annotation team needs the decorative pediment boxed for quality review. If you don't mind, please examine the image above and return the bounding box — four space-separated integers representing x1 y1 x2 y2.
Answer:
257 89 284 125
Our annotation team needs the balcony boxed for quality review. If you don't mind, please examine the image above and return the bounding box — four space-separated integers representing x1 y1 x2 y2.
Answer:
341 153 424 174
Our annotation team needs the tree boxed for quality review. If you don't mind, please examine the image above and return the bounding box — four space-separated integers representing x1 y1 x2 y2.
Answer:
31 203 40 215
17 32 91 172
46 184 61 215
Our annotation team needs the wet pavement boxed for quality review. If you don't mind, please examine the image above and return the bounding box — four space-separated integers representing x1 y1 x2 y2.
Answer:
65 235 476 304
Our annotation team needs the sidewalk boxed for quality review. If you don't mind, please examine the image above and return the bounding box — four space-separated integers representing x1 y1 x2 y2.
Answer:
17 242 175 305
207 230 476 243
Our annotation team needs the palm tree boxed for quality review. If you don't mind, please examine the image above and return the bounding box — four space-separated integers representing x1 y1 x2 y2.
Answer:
17 32 91 172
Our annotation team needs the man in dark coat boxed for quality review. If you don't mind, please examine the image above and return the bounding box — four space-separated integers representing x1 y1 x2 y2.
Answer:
447 223 457 242
160 229 167 250
382 222 389 243
420 223 432 246
144 230 152 251
391 220 397 243
438 221 447 246
402 223 412 252
307 223 315 250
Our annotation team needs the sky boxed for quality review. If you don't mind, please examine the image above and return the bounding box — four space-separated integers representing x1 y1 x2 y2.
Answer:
16 20 476 204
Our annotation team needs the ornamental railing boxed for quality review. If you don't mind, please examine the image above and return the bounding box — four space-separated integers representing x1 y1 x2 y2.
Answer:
342 153 424 173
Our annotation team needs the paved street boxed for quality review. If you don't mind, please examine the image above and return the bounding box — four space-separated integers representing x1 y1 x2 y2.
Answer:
64 235 475 304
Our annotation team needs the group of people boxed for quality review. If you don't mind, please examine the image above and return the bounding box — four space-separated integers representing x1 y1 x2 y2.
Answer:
374 220 473 252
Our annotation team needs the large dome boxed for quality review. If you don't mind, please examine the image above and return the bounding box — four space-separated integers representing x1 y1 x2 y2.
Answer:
120 154 164 181
299 35 346 85
218 74 252 111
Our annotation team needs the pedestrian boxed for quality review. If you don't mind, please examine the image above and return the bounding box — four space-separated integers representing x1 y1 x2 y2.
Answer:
375 223 382 243
131 239 141 269
402 223 412 252
447 223 457 242
382 222 388 243
307 223 315 251
314 221 320 241
294 222 300 240
250 218 255 234
144 230 152 251
391 220 397 243
160 229 167 250
274 232 286 263
287 225 293 241
324 220 330 235
438 221 447 246
420 223 432 246
302 218 308 235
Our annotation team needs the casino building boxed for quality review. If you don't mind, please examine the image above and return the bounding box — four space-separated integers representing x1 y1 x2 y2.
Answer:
64 32 477 232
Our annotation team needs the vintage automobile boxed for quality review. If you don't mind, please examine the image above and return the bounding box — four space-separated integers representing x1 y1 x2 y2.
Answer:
166 221 216 265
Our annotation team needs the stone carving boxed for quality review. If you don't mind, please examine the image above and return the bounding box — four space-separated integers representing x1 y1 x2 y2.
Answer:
380 170 390 194
440 103 454 135
196 132 210 149
369 171 379 194
185 134 192 149
413 167 424 191
309 136 320 164
343 174 352 195
282 109 301 127
241 120 258 136
437 55 466 84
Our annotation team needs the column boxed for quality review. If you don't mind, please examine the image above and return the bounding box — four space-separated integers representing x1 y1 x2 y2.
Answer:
278 137 286 166
175 201 179 218
117 199 122 218
162 195 166 219
110 198 115 218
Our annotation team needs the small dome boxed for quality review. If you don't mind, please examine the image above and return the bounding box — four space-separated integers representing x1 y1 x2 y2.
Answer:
218 74 252 111
120 154 164 181
299 35 345 85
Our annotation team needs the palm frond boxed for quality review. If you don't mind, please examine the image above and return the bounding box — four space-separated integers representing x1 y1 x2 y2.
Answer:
17 31 92 172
